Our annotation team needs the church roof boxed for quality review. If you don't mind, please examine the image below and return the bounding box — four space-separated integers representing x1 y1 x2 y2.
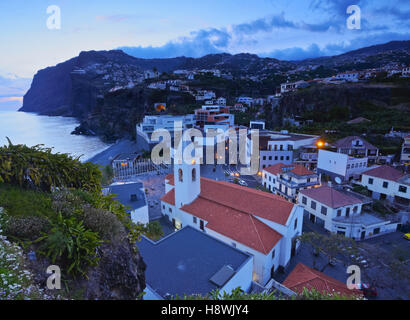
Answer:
161 175 295 254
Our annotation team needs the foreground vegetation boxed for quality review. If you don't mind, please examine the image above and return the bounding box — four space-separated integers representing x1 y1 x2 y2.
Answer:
0 141 162 299
174 287 361 300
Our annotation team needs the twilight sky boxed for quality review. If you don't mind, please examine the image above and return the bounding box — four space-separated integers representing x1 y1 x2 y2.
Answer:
0 0 409 86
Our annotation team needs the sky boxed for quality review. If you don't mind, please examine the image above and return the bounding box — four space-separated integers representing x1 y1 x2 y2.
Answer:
0 0 409 106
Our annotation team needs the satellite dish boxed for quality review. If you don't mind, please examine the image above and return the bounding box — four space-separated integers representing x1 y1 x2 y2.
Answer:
335 177 342 184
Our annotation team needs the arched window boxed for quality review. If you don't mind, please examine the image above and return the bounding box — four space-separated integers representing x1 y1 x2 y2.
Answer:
192 168 196 182
178 168 183 182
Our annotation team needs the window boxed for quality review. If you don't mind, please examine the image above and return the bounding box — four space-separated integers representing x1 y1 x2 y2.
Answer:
383 181 388 188
302 196 307 205
321 206 327 215
346 207 350 217
337 209 342 217
353 206 358 213
272 250 275 259
286 156 290 161
368 178 373 185
263 156 266 160
269 176 271 182
192 168 196 182
169 208 172 213
269 156 272 161
399 185 407 193
178 168 183 182
193 216 197 224
275 156 278 161
294 219 298 230
311 201 316 210
280 156 284 161
162 205 165 210
232 242 237 248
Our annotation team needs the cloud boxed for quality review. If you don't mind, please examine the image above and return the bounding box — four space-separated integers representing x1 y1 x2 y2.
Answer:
120 28 229 58
263 32 410 61
96 15 133 23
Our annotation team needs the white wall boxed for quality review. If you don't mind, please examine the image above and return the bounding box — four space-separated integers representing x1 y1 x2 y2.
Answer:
318 150 348 177
221 257 253 294
362 174 410 201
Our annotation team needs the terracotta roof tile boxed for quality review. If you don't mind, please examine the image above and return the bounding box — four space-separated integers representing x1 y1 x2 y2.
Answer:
160 177 295 254
199 178 294 225
362 165 405 182
300 186 362 208
181 197 283 254
160 188 175 205
165 174 175 186
264 163 315 176
283 263 362 297
334 136 377 150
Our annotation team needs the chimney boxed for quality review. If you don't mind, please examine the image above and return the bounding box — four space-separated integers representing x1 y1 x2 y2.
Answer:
130 194 137 201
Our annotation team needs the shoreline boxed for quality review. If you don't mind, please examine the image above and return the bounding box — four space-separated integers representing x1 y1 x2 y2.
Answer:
86 138 143 167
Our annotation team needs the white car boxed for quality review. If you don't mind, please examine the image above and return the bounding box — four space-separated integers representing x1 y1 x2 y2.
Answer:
238 180 248 186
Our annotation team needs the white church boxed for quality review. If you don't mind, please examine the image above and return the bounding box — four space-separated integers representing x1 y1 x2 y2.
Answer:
160 151 304 285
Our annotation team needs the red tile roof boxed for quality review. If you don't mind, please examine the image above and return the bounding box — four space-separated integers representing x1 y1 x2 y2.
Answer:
198 178 294 226
181 197 283 254
165 174 175 186
160 188 175 206
264 163 315 176
283 263 362 298
160 177 295 254
300 186 362 208
334 136 377 150
362 165 405 182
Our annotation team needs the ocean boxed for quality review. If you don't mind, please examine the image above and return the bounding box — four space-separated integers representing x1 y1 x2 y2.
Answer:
0 109 112 161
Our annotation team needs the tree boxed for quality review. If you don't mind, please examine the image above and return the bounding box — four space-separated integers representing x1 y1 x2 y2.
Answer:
298 232 357 271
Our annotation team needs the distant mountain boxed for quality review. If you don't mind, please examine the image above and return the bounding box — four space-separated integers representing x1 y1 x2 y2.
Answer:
19 40 410 140
298 40 410 67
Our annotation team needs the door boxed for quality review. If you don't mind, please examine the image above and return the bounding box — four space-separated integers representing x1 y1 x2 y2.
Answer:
310 214 316 223
291 238 297 257
361 231 366 240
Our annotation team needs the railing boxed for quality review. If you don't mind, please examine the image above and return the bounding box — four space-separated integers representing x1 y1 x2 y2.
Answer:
113 159 171 181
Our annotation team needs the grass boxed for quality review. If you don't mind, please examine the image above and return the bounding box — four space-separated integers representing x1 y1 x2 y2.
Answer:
0 184 54 219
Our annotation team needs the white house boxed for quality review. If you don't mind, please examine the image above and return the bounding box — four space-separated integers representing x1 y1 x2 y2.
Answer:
262 163 320 203
216 97 227 105
237 97 254 106
160 156 304 285
335 71 360 82
136 114 196 149
317 149 369 183
401 136 410 164
361 165 410 207
247 131 318 170
280 81 309 93
107 182 149 225
299 186 398 240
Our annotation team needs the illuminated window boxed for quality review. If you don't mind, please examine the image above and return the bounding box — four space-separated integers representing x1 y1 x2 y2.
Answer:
192 168 196 182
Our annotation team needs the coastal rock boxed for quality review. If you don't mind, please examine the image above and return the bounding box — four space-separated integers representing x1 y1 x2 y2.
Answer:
81 241 146 300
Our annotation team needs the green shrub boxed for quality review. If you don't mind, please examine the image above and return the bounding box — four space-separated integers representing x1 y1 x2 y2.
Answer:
36 213 102 276
83 206 125 241
0 139 102 193
4 216 51 241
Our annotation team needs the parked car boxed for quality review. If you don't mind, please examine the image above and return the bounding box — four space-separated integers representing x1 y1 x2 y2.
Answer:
352 283 378 297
